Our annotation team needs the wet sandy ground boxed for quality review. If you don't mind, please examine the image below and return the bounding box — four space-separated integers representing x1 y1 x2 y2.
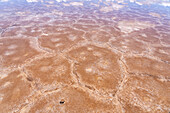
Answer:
0 0 170 113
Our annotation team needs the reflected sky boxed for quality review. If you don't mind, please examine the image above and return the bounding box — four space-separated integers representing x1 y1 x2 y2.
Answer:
0 0 169 57
0 0 170 113
0 0 170 5
0 0 170 47
0 0 169 26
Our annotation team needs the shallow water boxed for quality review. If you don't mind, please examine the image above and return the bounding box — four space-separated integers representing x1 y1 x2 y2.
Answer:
0 0 170 112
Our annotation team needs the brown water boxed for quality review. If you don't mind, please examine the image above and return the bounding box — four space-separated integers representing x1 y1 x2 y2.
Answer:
0 0 170 112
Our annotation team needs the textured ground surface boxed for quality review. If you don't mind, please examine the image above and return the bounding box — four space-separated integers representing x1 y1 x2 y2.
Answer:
0 0 170 113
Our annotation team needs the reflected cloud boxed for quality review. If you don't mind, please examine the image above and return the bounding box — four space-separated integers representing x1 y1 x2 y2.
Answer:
0 0 169 7
0 0 9 2
26 0 39 2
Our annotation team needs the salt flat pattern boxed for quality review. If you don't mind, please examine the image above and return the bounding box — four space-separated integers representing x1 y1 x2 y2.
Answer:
0 0 170 112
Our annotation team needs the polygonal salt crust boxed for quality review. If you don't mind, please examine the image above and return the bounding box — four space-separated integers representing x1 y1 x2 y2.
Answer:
134 28 161 45
117 75 170 113
24 55 73 85
85 30 111 43
109 36 148 54
40 25 61 34
40 25 73 35
100 25 122 37
72 24 100 32
152 46 170 63
0 70 32 113
52 19 76 26
125 56 170 79
0 38 40 67
22 26 42 37
1 27 22 37
68 45 122 95
0 20 12 29
95 18 115 26
77 19 96 25
117 20 154 34
18 20 42 27
38 28 84 52
160 32 170 46
28 86 120 113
